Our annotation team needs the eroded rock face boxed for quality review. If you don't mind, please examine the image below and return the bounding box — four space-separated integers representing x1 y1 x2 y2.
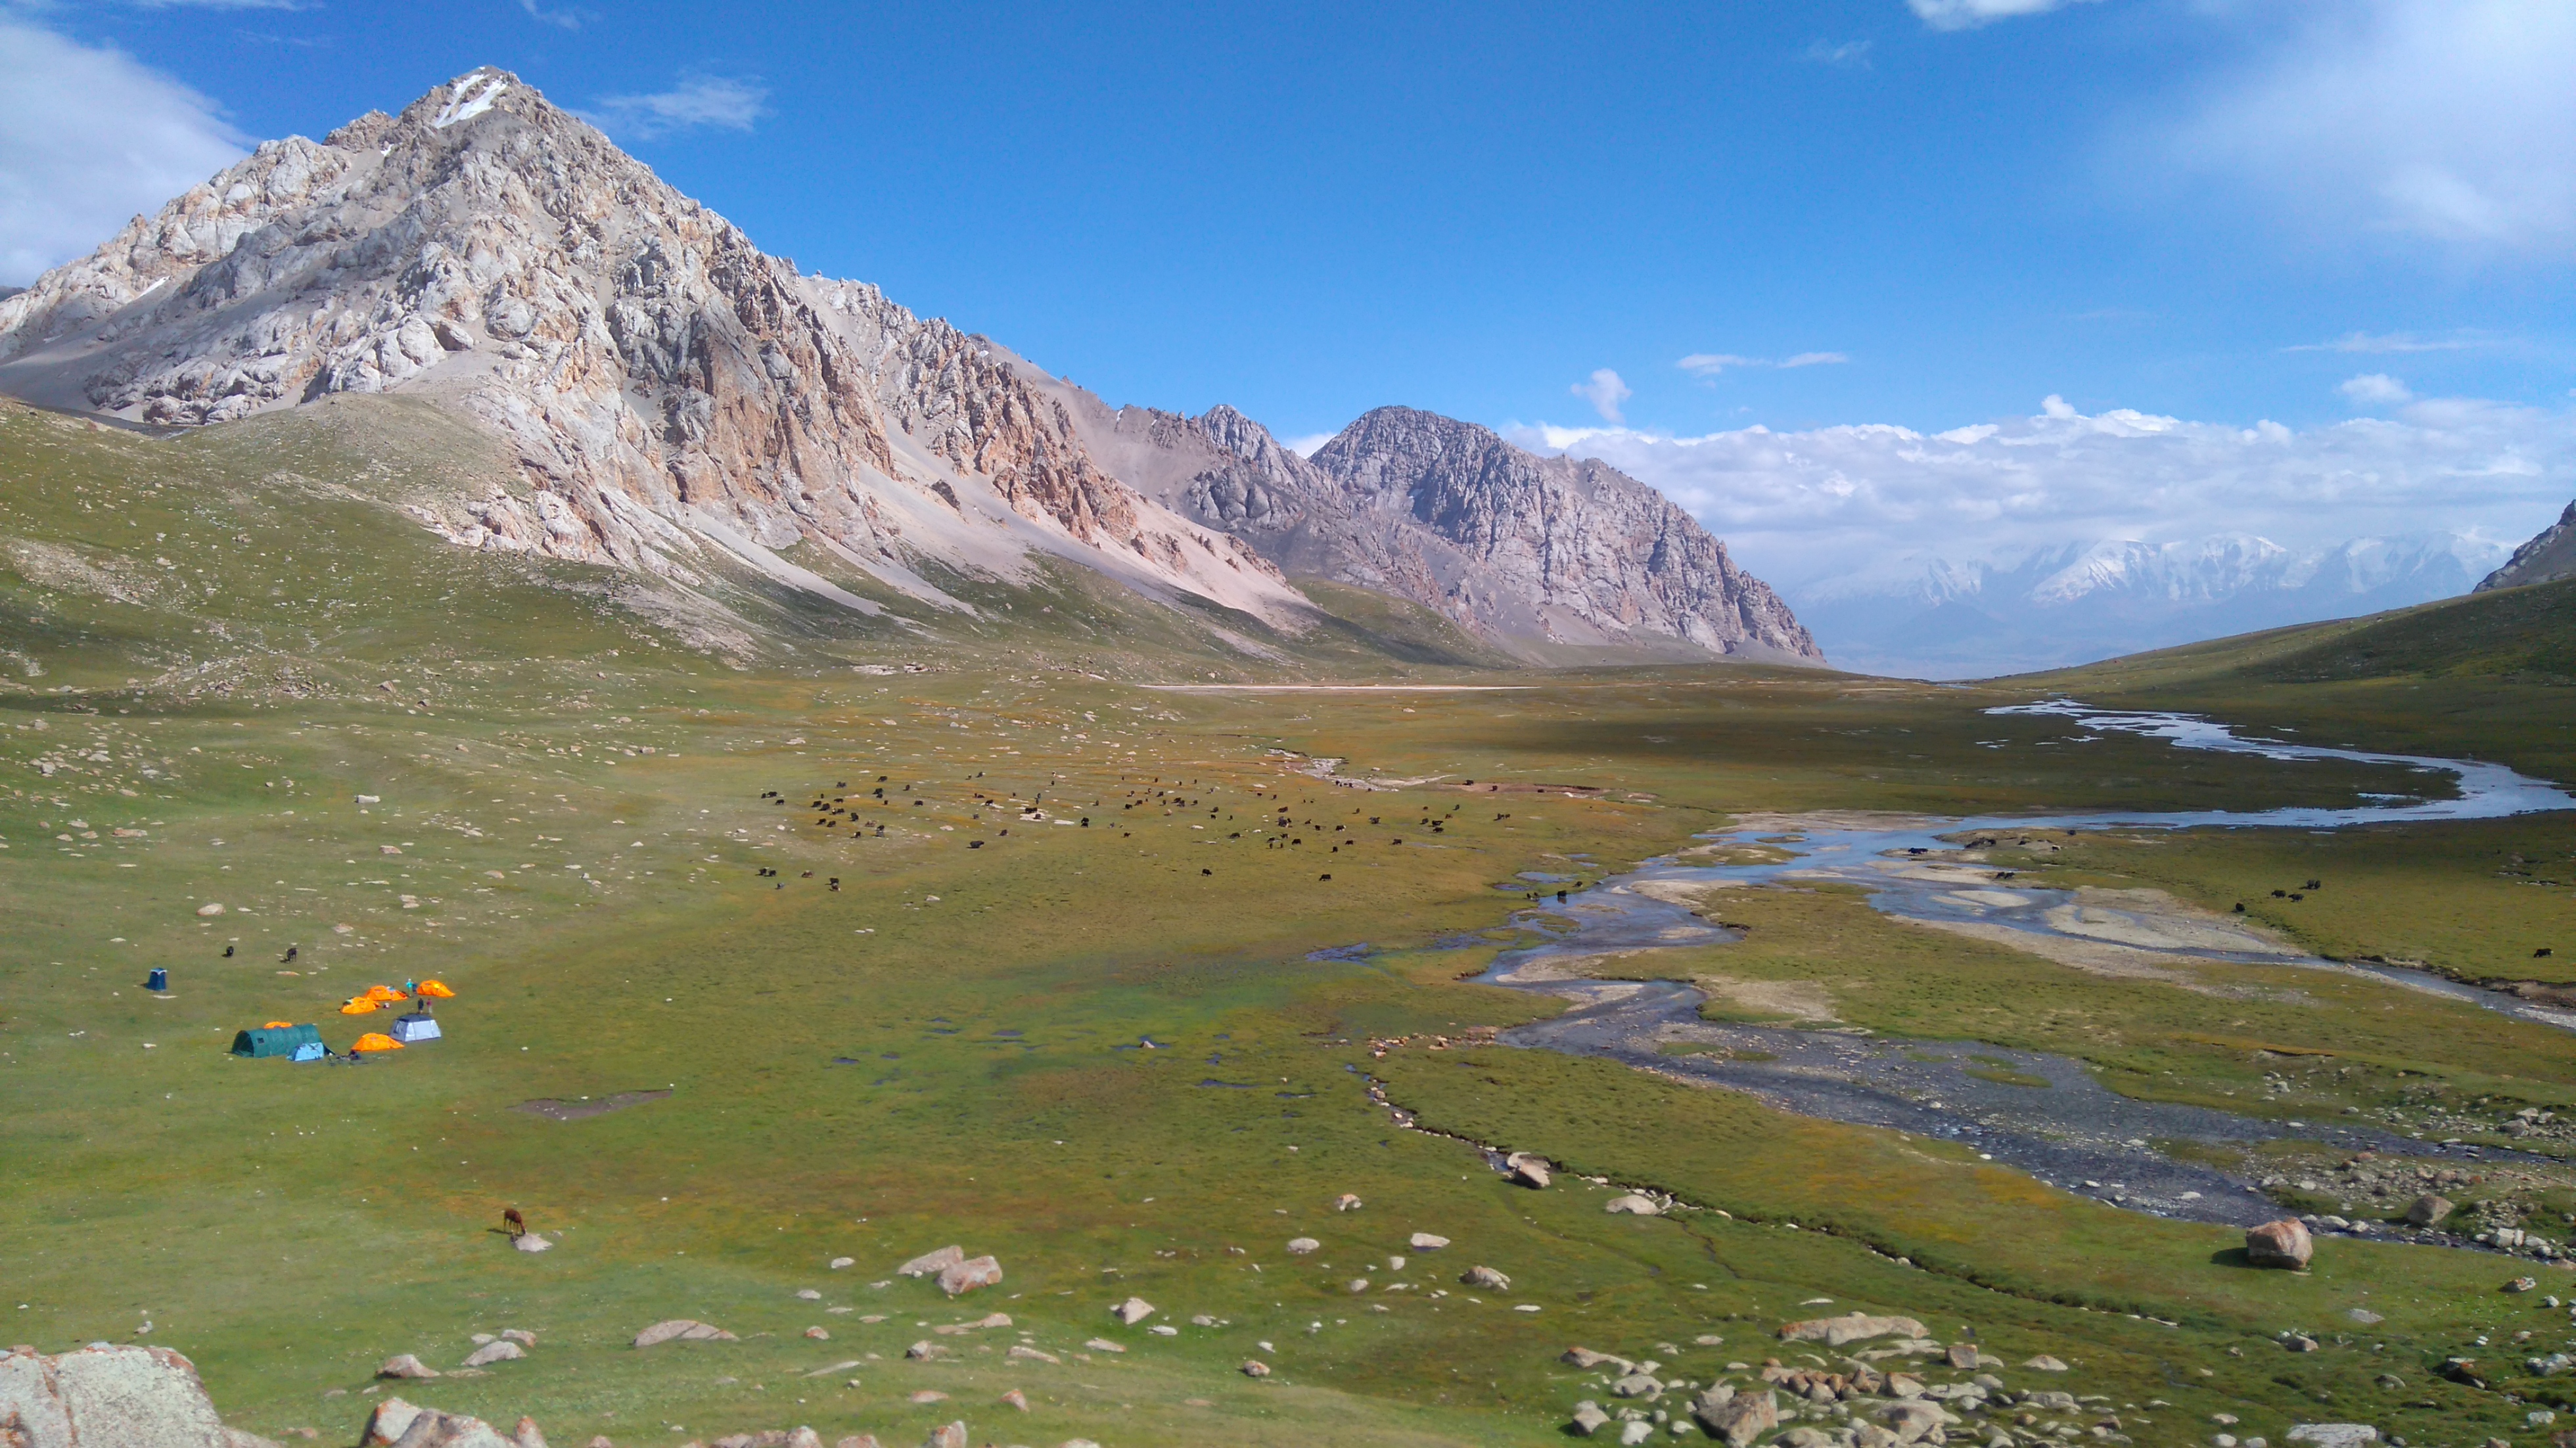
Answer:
0 1344 237 1448
1044 390 1822 662
0 69 1292 626
1308 407 1820 662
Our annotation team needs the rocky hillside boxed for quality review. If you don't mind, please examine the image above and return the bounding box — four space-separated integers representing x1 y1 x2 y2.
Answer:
0 68 1295 627
0 67 1812 664
2478 501 2576 592
1025 377 1820 662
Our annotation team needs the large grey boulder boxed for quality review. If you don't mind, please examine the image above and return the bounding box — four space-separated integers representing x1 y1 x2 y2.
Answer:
2286 1426 2381 1448
461 1340 524 1369
0 1344 238 1447
2405 1194 2454 1227
1506 1152 1553 1188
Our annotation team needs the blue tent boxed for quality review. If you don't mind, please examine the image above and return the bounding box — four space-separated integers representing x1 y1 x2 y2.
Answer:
233 1024 323 1060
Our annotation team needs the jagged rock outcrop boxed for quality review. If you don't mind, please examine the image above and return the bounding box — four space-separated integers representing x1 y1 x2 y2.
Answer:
0 68 1295 623
2478 501 2576 591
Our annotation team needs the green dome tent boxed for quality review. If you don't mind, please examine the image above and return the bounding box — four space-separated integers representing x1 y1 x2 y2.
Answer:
232 1024 323 1060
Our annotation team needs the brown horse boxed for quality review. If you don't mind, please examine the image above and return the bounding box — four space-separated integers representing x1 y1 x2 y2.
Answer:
501 1207 526 1239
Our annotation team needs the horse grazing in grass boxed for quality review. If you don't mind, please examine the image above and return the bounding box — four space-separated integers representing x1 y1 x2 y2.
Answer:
501 1207 526 1239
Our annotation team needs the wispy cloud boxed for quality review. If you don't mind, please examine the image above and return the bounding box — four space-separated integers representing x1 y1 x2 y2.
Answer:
2284 330 2498 355
1805 37 1872 68
1678 351 1850 378
587 74 769 141
2159 0 2576 256
0 18 247 285
1571 369 1632 425
1908 0 2101 32
2339 373 2414 406
517 0 589 30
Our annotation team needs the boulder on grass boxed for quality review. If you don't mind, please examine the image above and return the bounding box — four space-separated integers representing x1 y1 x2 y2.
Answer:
461 1341 524 1369
936 1256 1001 1296
384 1408 513 1448
896 1246 965 1278
1506 1152 1553 1188
378 1355 441 1380
2405 1194 2454 1228
1603 1194 1661 1216
2247 1219 2314 1270
1462 1265 1511 1290
1111 1297 1155 1325
632 1321 736 1348
1694 1388 1777 1448
0 1344 236 1447
1778 1313 1929 1348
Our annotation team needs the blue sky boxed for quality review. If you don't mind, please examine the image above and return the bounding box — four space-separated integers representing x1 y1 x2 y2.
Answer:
5 0 2575 616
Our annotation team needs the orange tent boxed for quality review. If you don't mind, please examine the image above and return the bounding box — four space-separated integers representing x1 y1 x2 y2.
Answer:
339 997 377 1015
364 984 408 1003
415 980 457 999
351 1032 402 1052
263 1020 295 1029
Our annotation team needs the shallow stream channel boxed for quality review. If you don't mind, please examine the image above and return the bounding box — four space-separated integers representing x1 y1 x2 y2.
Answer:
1465 702 2576 1233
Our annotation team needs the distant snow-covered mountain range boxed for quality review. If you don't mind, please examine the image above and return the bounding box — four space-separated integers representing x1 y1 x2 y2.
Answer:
1789 532 2507 678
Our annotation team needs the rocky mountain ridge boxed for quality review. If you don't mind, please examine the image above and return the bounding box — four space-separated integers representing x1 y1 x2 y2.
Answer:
2478 501 2576 593
0 67 1813 664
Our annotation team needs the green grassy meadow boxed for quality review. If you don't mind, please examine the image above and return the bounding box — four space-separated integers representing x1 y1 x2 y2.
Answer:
11 398 2576 1446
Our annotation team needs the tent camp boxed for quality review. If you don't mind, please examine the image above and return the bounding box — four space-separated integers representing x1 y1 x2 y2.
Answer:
389 1012 442 1044
233 1024 324 1060
350 1032 402 1054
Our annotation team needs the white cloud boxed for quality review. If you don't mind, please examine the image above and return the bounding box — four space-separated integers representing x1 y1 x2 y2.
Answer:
1505 393 2576 597
2286 330 2498 355
1908 0 2101 32
2338 373 2412 407
587 75 770 141
518 0 589 29
1679 351 1849 378
1571 368 1631 424
2161 0 2576 254
0 20 246 286
1805 38 1873 68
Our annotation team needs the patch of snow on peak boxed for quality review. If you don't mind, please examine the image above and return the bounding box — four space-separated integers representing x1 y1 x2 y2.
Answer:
431 74 507 130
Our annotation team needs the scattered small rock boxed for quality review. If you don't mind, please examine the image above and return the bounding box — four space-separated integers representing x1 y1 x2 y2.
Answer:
905 1342 943 1361
1112 1297 1155 1326
500 1330 536 1347
1408 1233 1449 1250
1285 1237 1320 1256
1571 1400 1611 1437
907 1391 948 1404
1563 1347 1634 1372
1462 1265 1510 1290
2508 1277 2541 1294
924 1424 965 1448
2284 1426 2381 1448
2022 1355 2068 1372
1603 1194 1661 1216
1333 1194 1362 1211
460 1340 524 1369
1083 1338 1126 1354
1506 1152 1552 1188
829 1257 854 1271
998 1389 1030 1411
513 1234 553 1254
1697 1386 1778 1447
376 1355 440 1380
796 1290 822 1301
803 1328 829 1341
1241 1360 1271 1378
1007 1346 1060 1365
1346 1278 1370 1294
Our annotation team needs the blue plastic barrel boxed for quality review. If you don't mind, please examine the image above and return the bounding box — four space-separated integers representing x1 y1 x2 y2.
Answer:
147 968 169 992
